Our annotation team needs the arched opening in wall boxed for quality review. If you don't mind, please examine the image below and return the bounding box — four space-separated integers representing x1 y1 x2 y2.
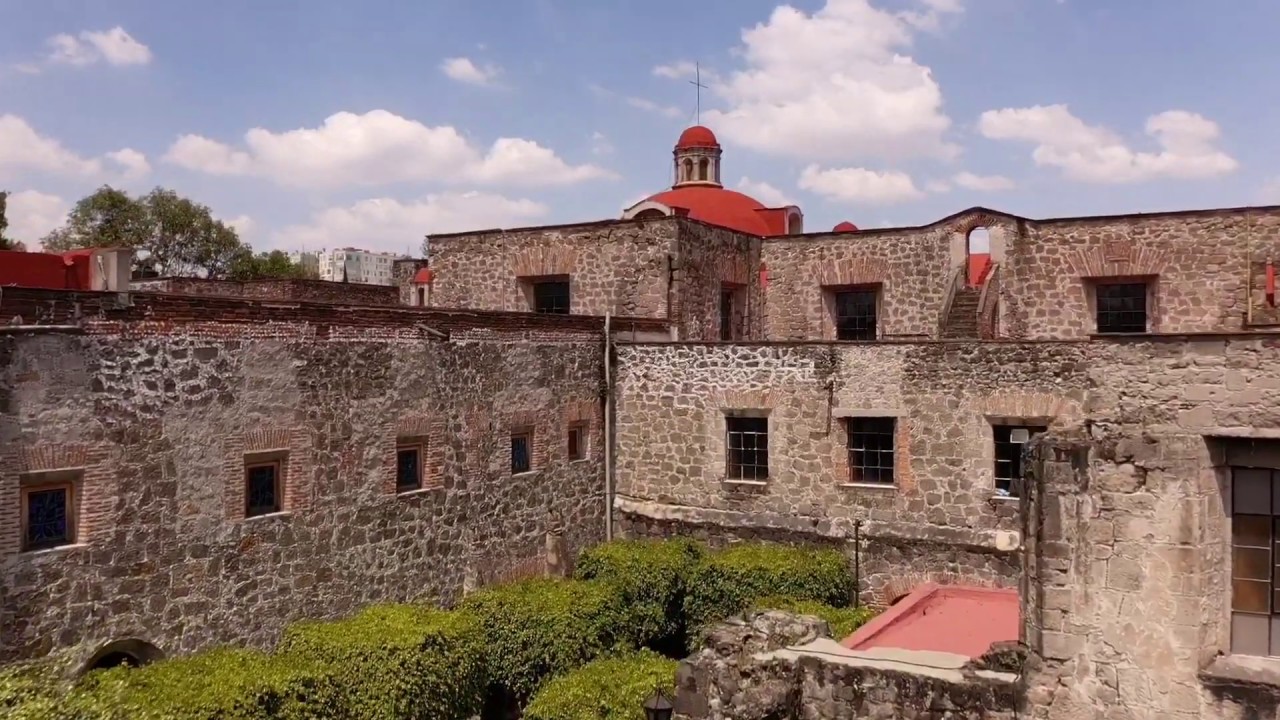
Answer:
80 639 165 675
633 208 667 220
966 226 991 287
698 157 710 182
682 158 694 183
788 212 804 235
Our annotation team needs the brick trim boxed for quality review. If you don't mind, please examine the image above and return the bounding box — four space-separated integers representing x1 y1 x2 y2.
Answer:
223 427 310 520
387 417 447 493
1 443 111 556
712 389 773 410
818 258 889 288
1068 242 1169 278
562 400 597 424
15 445 91 472
512 247 578 278
976 392 1081 422
950 211 1008 237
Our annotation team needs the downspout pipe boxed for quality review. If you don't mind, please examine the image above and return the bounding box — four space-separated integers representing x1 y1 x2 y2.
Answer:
604 312 614 541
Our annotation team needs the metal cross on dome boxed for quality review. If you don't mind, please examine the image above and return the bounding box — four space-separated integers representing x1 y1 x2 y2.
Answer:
689 62 708 125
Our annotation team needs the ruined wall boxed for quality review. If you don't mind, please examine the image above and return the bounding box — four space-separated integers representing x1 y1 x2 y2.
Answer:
0 314 609 666
672 221 762 341
1002 208 1280 339
129 277 402 306
427 218 675 318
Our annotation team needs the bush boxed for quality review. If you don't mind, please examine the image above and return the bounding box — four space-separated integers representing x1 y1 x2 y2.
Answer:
574 537 704 652
2 665 119 720
749 596 878 639
684 543 854 640
523 650 678 720
77 647 336 720
277 603 487 720
461 577 629 702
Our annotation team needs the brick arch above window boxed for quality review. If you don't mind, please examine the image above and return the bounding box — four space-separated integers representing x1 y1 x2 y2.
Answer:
511 247 578 278
974 391 1082 422
818 258 889 288
711 389 773 410
1068 241 1170 278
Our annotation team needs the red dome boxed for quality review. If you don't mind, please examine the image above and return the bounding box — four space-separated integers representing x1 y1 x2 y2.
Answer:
644 186 782 236
412 267 434 284
833 221 860 232
676 125 719 150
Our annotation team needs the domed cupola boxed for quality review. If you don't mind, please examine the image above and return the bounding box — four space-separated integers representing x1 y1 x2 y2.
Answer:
673 125 722 188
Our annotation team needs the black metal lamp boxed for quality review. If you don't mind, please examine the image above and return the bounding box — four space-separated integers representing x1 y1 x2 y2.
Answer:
642 687 674 720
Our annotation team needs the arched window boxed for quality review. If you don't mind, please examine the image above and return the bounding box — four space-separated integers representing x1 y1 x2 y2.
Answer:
698 157 710 181
966 226 991 285
633 208 667 220
682 158 694 183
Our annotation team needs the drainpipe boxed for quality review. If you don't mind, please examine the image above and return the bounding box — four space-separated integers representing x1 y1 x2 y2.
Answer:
604 312 614 541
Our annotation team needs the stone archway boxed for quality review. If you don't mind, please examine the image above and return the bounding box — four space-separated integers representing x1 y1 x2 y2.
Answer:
81 638 165 674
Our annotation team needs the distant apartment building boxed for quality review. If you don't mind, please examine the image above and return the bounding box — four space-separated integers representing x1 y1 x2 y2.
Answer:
316 248 409 285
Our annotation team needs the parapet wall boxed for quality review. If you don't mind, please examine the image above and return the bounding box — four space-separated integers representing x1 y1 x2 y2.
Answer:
130 277 403 306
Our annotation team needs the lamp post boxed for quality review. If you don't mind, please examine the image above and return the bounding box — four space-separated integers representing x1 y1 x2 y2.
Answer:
642 687 674 720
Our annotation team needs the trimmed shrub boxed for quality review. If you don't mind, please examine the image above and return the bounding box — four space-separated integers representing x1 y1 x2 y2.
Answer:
749 596 878 639
2 665 118 720
277 603 487 720
684 543 854 639
461 577 629 702
523 650 678 720
573 537 704 651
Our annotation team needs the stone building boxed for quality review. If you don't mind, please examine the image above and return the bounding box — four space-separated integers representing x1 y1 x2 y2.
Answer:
6 123 1280 717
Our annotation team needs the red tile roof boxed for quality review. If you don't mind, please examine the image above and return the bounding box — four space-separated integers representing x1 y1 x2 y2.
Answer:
842 583 1018 658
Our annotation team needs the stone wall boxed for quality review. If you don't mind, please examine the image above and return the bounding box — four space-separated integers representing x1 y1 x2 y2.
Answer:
673 611 1020 719
0 305 613 667
392 258 430 306
129 277 402 306
426 218 676 318
671 222 762 341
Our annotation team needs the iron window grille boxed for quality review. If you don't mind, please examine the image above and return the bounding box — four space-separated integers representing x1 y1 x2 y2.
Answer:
21 483 74 551
245 461 282 517
1095 282 1147 334
533 280 571 314
1230 467 1280 657
834 290 878 341
847 417 895 484
396 444 423 492
994 425 1046 497
725 416 769 481
511 431 533 474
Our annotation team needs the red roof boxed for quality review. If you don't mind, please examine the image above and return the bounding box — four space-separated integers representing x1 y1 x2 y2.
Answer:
676 125 719 150
833 221 860 232
644 186 791 236
842 583 1018 658
412 267 434 284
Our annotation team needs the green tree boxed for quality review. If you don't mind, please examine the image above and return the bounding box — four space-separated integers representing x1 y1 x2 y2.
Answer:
229 250 309 281
41 186 251 278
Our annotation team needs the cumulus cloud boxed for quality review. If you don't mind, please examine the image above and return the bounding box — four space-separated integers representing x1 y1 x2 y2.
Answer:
977 105 1238 184
591 131 615 157
652 61 719 83
440 57 501 86
798 165 924 204
696 0 959 162
272 192 549 252
47 27 152 67
0 115 147 181
7 190 70 245
951 171 1014 191
163 109 613 189
737 177 793 207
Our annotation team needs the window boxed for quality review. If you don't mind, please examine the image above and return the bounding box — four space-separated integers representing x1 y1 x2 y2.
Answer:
1095 282 1148 334
417 287 426 306
725 416 769 481
567 424 586 461
396 444 423 492
833 289 878 341
511 431 533 474
245 461 282 517
533 280 570 314
847 417 895 484
720 288 735 341
21 480 75 551
994 425 1046 497
1230 467 1280 657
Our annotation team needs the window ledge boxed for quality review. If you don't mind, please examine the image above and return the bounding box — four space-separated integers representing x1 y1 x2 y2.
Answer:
839 482 896 490
990 495 1020 502
569 458 590 464
396 486 445 499
722 478 768 487
244 511 292 523
511 470 540 478
20 542 88 557
1201 654 1280 691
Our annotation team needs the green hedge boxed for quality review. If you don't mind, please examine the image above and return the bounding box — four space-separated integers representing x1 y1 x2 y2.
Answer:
461 577 630 702
2 665 120 720
684 543 854 640
523 650 678 720
749 596 878 639
277 603 487 720
573 537 704 651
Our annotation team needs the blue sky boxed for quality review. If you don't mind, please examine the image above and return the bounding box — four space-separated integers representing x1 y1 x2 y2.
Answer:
2 0 1278 254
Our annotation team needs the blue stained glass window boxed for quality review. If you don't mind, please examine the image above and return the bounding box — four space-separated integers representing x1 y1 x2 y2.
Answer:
245 463 280 517
24 486 70 551
512 433 532 474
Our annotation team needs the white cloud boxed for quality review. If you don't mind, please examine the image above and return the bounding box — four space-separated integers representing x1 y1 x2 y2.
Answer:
590 84 682 119
591 131 615 157
47 27 152 67
440 57 501 86
105 148 151 179
925 179 952 193
0 115 151 183
798 164 924 204
226 215 255 240
901 0 964 32
952 171 1014 191
653 61 719 84
737 177 793 207
699 0 959 163
163 109 612 189
977 105 1238 184
272 192 549 252
7 191 70 245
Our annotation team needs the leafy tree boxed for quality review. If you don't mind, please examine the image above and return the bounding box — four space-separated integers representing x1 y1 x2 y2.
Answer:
0 190 22 251
41 186 251 278
230 250 310 281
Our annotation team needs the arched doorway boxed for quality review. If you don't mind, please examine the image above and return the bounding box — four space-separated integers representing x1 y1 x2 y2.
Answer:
81 639 165 674
966 226 991 287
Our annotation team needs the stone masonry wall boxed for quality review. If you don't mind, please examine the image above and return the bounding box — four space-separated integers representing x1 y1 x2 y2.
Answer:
128 277 403 306
672 221 762 341
0 318 608 667
427 218 676 318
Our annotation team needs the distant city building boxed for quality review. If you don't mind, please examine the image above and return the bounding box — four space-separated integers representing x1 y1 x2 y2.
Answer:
289 251 320 278
316 248 409 285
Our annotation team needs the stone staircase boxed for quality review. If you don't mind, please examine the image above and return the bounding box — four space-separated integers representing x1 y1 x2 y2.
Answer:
942 287 982 339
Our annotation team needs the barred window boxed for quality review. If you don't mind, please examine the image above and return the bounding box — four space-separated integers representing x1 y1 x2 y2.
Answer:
994 425 1046 497
847 417 895 484
511 431 533 474
726 416 769 481
1230 467 1280 657
21 482 75 551
1095 282 1147 334
533 280 570 314
834 290 878 341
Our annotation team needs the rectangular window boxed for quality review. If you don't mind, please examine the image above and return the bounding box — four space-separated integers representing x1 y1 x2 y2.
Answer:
567 424 586 461
396 444 423 492
834 289 878 341
512 431 533 474
720 288 735 341
994 425 1047 497
533 280 571 314
1230 467 1280 657
725 416 769 481
245 461 282 517
847 416 895 484
21 482 75 552
1095 282 1148 334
